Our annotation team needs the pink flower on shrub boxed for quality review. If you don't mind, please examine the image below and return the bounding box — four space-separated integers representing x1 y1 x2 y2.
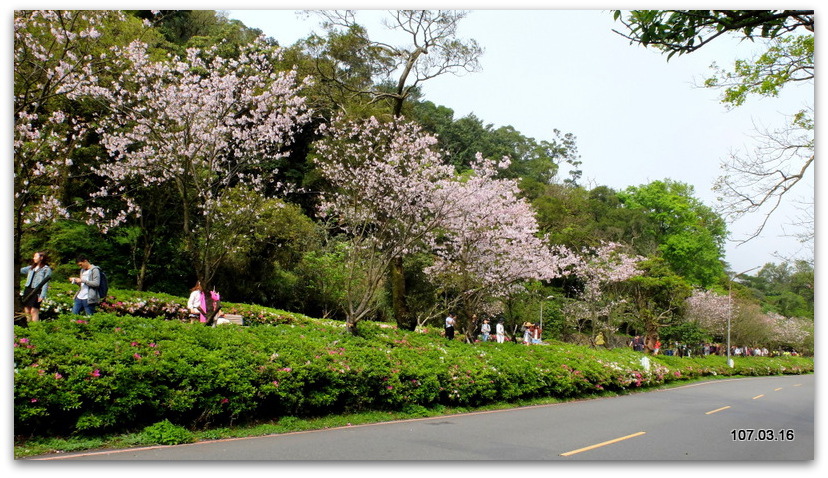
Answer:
90 369 101 378
30 398 38 403
54 373 63 379
272 381 279 387
279 367 292 372
19 337 29 344
386 385 394 390
131 341 139 347
75 319 87 324
133 353 142 360
149 343 157 347
221 398 229 404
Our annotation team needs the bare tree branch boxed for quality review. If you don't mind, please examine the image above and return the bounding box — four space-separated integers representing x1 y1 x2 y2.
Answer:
714 108 814 244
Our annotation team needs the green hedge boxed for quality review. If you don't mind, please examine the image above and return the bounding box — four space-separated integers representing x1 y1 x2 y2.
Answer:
14 313 813 437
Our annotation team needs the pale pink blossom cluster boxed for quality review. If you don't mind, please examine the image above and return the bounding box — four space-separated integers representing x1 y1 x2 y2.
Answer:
314 116 461 323
14 11 122 224
77 39 312 232
315 116 456 259
568 242 644 301
684 289 734 334
766 312 811 345
316 118 576 322
315 117 643 324
560 242 643 331
425 153 580 299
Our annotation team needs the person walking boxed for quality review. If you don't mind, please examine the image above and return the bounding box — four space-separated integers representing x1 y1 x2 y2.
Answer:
70 255 101 315
522 322 533 345
496 319 505 343
20 251 52 323
444 313 456 341
480 318 491 342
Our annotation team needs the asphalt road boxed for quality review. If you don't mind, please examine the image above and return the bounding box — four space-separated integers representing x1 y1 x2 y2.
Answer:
29 374 814 461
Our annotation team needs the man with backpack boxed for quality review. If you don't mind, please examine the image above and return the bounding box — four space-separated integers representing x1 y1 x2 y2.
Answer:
69 255 107 315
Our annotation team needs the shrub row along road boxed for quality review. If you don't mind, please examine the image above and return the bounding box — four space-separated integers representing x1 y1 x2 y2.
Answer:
32 374 813 461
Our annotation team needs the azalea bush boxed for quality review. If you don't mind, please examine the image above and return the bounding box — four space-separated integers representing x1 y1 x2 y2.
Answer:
14 314 813 438
32 281 303 326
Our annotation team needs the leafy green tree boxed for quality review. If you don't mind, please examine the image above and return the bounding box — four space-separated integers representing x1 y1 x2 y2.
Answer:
618 180 727 287
411 101 581 192
532 184 658 255
307 10 483 117
134 10 263 56
622 257 693 353
659 321 712 349
611 10 813 59
212 187 321 308
742 260 814 319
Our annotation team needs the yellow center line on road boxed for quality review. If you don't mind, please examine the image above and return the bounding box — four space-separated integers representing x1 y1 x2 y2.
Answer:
794 384 802 387
774 387 783 391
752 394 765 400
560 431 646 457
705 406 731 415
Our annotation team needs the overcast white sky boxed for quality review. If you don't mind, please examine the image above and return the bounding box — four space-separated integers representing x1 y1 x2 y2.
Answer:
225 5 815 274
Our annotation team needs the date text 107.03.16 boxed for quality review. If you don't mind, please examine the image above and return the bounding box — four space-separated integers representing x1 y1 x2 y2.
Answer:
731 429 795 441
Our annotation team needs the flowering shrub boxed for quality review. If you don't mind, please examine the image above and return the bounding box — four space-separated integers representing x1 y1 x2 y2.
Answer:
30 281 302 326
99 297 188 320
14 314 813 438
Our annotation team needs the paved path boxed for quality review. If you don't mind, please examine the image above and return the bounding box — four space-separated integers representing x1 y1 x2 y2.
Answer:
29 374 814 461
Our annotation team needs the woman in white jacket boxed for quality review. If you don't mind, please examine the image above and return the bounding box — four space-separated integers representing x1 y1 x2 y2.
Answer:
187 282 204 322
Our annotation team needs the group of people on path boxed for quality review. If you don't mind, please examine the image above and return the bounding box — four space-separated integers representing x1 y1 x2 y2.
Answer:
19 252 103 323
19 250 225 326
630 336 785 358
444 313 510 344
630 335 662 354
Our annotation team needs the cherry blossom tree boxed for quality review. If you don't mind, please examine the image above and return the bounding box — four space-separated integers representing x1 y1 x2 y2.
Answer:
561 242 643 343
314 115 457 333
77 39 312 324
425 154 580 342
13 10 137 316
768 313 811 351
684 289 734 337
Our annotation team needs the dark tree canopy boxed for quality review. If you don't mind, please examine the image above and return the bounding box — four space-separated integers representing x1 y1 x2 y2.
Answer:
612 10 814 59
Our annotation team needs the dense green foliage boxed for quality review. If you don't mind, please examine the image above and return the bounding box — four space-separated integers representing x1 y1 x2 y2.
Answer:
15 311 813 439
612 10 813 59
618 180 727 288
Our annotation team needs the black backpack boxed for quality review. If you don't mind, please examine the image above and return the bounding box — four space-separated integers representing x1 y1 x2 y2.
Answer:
95 266 109 301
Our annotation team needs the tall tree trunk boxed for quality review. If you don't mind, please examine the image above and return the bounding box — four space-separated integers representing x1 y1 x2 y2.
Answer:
345 318 359 336
644 315 659 355
391 256 415 331
13 207 26 326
